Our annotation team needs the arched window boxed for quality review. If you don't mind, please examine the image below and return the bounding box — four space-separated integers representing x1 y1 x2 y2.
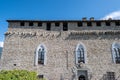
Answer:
38 46 45 64
35 44 46 66
112 42 120 64
76 43 87 64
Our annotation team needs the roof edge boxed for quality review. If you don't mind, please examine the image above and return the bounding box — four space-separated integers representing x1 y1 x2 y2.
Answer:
6 19 120 22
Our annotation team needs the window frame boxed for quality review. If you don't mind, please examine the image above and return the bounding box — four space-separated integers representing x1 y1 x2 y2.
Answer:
35 44 47 66
112 42 120 64
75 43 87 64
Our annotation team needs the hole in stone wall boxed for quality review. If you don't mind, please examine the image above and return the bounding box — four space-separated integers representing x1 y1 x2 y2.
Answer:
106 21 110 26
87 22 92 26
55 22 60 27
78 22 82 27
96 22 101 26
20 22 25 26
29 22 33 26
38 22 42 27
13 64 16 66
37 75 44 79
115 21 120 26
46 23 51 31
63 22 68 31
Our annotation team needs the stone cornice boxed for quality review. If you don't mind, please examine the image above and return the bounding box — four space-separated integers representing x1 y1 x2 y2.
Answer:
70 30 120 35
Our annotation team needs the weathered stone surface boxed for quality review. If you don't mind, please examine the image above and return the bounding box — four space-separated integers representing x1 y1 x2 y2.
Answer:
1 20 120 80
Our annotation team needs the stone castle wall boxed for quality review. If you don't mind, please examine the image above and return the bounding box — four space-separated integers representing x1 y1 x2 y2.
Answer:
1 20 120 80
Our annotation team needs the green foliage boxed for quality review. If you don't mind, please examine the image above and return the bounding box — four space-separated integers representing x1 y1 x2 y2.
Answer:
0 70 39 80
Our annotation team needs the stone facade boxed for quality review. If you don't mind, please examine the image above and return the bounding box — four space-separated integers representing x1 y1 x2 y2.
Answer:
1 19 120 80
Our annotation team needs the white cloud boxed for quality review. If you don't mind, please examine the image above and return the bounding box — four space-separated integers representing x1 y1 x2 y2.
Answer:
0 42 3 47
102 11 120 20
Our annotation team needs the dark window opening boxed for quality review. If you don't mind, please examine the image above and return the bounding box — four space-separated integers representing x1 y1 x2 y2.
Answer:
87 22 92 26
107 72 115 80
63 22 68 31
106 22 110 26
20 22 25 26
114 48 120 64
55 22 60 27
96 22 101 26
115 21 120 26
38 48 45 64
78 22 82 27
79 75 85 80
46 23 51 31
29 22 33 26
38 22 42 27
37 75 43 79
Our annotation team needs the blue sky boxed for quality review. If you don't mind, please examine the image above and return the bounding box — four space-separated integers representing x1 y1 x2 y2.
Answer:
0 0 120 46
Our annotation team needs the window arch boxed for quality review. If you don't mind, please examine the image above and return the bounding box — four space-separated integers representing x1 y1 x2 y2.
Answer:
35 44 47 65
112 42 120 64
76 43 87 64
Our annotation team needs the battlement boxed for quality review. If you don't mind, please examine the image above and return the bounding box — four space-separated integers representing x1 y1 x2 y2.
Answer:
7 18 120 31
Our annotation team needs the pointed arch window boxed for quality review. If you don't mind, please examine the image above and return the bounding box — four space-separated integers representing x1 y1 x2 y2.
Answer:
35 44 46 66
112 42 120 64
76 44 87 64
38 46 45 64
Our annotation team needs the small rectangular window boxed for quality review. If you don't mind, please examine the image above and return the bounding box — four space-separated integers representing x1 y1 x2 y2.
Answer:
37 75 44 79
107 72 115 80
96 22 101 26
29 22 33 26
46 23 51 31
38 22 42 27
115 21 120 26
78 22 82 27
87 22 92 26
20 22 24 26
55 22 60 27
106 21 110 26
63 22 68 31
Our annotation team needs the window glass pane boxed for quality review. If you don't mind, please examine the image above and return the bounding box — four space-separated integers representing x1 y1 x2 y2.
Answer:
38 47 45 64
77 46 85 63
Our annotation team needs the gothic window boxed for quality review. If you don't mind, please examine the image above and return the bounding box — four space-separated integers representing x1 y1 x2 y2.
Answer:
112 42 120 64
35 44 46 65
107 72 115 80
38 47 45 64
76 44 86 64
